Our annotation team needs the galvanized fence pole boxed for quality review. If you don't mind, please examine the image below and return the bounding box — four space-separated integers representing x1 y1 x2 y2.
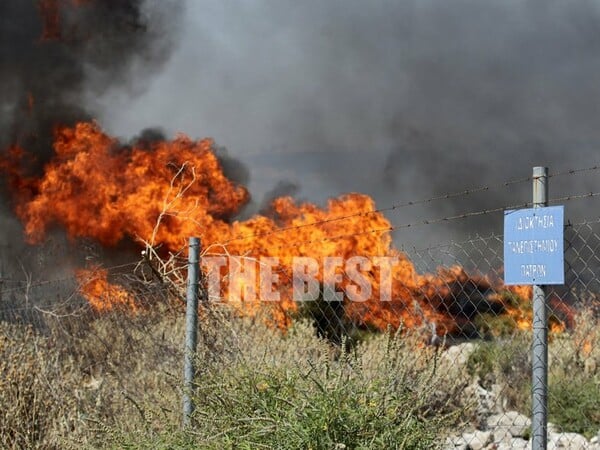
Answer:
183 237 201 428
532 167 548 450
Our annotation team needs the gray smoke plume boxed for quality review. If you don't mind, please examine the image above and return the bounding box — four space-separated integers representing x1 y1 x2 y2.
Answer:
98 0 600 246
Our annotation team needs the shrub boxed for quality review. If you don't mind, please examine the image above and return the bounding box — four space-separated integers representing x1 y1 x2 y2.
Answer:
467 307 600 439
0 305 185 449
545 308 600 438
174 321 467 450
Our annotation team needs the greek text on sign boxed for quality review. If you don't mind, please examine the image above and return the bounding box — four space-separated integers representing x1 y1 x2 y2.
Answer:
503 206 564 285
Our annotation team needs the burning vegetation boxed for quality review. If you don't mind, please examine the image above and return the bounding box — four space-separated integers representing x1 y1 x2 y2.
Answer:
0 121 570 336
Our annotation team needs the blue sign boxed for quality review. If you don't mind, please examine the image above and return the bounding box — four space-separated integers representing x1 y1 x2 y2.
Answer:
504 206 564 285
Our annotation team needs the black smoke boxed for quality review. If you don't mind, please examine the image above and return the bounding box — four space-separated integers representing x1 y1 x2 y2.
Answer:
0 0 183 281
0 0 181 170
259 180 300 216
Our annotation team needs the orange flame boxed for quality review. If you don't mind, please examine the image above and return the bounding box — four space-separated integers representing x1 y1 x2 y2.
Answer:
1 122 573 332
499 287 569 333
76 268 137 312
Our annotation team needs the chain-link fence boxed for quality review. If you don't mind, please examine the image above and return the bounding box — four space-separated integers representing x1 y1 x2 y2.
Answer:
1 215 600 449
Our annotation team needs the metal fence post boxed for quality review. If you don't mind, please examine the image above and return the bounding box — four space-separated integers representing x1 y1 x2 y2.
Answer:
183 237 200 428
532 167 548 450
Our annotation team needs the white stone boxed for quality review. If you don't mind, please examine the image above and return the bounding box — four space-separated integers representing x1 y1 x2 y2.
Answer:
443 435 468 450
464 380 504 427
491 427 513 444
443 343 477 367
548 422 560 433
487 411 531 438
548 432 589 449
494 438 531 450
462 430 491 450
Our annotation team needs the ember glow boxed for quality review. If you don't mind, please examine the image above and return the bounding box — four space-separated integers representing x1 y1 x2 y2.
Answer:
1 121 565 333
76 268 137 313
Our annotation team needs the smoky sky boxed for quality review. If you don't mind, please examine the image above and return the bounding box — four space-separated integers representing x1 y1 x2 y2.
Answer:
92 0 600 245
2 0 599 250
0 0 181 167
0 0 183 278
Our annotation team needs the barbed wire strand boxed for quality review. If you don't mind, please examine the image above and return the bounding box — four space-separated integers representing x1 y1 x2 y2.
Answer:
549 165 599 178
220 176 534 245
221 163 600 246
247 190 600 254
404 216 600 257
2 187 599 296
549 191 600 204
0 261 139 295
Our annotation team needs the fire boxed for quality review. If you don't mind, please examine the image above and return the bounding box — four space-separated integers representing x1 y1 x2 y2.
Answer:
13 123 249 248
497 287 569 333
509 285 533 302
0 121 572 333
76 268 137 313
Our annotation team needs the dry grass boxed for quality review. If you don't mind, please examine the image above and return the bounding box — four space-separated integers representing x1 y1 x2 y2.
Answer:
0 305 467 449
0 324 80 449
0 305 184 449
0 301 598 448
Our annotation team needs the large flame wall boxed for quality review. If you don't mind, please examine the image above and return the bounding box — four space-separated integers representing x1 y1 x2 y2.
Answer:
2 122 551 333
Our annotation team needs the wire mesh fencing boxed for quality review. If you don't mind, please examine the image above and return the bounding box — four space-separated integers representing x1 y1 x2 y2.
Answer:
1 219 599 449
402 221 600 449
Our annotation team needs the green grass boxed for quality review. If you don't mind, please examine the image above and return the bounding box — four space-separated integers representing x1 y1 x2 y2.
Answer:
101 323 466 449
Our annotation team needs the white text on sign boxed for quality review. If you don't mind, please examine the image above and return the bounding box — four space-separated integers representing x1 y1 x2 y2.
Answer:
515 214 555 230
507 239 559 254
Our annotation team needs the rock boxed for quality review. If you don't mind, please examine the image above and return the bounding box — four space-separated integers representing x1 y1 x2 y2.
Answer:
464 380 504 426
443 435 468 450
548 422 560 434
487 411 531 438
443 343 477 367
462 430 491 450
548 432 590 449
491 427 513 444
494 438 531 449
489 383 508 412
